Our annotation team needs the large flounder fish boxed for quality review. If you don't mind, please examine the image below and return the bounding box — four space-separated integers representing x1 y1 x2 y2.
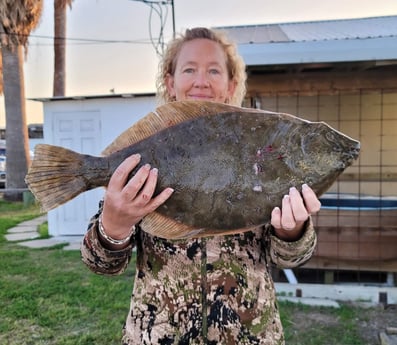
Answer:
25 101 360 239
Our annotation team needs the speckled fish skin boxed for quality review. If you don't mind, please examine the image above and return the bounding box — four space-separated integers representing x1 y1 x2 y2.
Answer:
26 101 360 239
116 110 360 231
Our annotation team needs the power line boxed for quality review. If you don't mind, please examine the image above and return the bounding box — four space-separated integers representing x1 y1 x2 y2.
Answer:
1 32 158 47
32 34 153 44
32 35 155 46
1 0 176 51
128 0 175 57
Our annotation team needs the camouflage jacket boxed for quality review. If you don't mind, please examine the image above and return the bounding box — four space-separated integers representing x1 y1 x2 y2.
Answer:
81 205 317 345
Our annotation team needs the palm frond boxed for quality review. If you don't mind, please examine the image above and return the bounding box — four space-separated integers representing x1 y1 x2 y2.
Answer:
0 0 43 49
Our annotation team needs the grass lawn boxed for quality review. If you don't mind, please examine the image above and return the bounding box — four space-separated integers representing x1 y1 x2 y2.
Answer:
0 199 394 344
0 200 134 345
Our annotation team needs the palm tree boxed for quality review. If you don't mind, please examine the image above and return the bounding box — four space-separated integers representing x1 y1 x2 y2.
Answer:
0 0 43 201
0 53 3 94
53 0 73 96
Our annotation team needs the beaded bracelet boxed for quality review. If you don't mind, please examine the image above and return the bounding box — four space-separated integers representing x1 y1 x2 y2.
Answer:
98 214 135 246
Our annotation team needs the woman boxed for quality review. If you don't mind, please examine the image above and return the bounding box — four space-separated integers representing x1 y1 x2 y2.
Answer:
81 27 321 345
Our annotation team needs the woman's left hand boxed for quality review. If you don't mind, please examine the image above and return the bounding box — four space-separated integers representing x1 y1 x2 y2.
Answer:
271 184 321 241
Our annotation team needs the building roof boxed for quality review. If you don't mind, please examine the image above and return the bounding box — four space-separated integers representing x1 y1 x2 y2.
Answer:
30 92 156 102
221 15 397 66
222 16 397 44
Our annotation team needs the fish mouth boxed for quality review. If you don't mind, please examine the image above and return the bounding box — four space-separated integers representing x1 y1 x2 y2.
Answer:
351 141 361 160
342 142 360 166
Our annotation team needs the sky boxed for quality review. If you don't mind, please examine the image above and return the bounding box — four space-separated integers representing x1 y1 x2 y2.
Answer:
1 0 397 127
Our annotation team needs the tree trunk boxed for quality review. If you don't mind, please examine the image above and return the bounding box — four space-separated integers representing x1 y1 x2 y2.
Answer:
53 0 67 96
1 45 30 201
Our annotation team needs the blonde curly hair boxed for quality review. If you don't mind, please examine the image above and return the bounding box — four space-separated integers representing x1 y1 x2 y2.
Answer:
156 27 247 106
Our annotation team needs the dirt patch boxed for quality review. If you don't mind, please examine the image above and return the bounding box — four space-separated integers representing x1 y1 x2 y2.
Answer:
291 310 340 328
282 301 397 345
355 304 397 344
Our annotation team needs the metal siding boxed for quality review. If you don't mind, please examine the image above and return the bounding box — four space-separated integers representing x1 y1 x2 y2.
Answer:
281 16 397 41
238 37 397 65
222 16 397 44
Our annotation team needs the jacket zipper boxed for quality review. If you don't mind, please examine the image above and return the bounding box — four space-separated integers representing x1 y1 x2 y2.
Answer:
200 237 208 342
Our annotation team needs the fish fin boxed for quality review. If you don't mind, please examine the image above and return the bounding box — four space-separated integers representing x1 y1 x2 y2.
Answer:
141 212 260 239
102 100 254 155
25 144 89 212
140 212 204 239
197 226 260 237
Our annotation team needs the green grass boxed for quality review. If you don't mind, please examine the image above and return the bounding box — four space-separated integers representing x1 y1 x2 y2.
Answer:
0 199 389 344
280 301 366 345
0 200 135 345
0 200 44 243
37 222 50 239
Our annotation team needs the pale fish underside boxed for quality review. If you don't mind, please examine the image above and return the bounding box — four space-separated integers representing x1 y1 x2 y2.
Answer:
25 101 360 239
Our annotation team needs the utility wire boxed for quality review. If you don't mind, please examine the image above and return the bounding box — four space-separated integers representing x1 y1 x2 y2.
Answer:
33 34 153 44
1 32 158 47
128 0 174 57
1 0 175 53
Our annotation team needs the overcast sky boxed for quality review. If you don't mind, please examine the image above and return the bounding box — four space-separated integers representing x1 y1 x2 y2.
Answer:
1 0 397 126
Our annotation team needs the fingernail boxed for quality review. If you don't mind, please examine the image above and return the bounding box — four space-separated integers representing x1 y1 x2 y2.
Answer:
302 183 309 189
151 168 158 175
289 186 297 192
133 153 141 159
144 163 151 169
283 194 289 200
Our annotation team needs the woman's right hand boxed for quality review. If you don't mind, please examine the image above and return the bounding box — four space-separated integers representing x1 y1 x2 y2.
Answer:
100 153 174 240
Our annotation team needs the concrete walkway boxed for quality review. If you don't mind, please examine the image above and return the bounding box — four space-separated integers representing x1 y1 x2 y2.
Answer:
5 215 83 250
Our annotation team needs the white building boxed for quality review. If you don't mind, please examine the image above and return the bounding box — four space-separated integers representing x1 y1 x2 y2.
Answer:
32 93 156 236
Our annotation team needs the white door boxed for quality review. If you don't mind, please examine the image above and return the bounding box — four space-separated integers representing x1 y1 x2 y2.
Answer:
49 111 104 236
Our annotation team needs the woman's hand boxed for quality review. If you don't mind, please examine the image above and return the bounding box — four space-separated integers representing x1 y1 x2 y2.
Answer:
101 154 174 240
271 184 321 241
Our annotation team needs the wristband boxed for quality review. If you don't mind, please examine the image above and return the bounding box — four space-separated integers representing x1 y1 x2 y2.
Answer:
98 214 135 246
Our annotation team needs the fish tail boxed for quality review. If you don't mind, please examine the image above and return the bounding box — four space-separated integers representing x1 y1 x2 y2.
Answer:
25 144 95 212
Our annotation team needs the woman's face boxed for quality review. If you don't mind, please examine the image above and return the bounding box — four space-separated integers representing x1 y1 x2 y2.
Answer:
165 38 236 103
